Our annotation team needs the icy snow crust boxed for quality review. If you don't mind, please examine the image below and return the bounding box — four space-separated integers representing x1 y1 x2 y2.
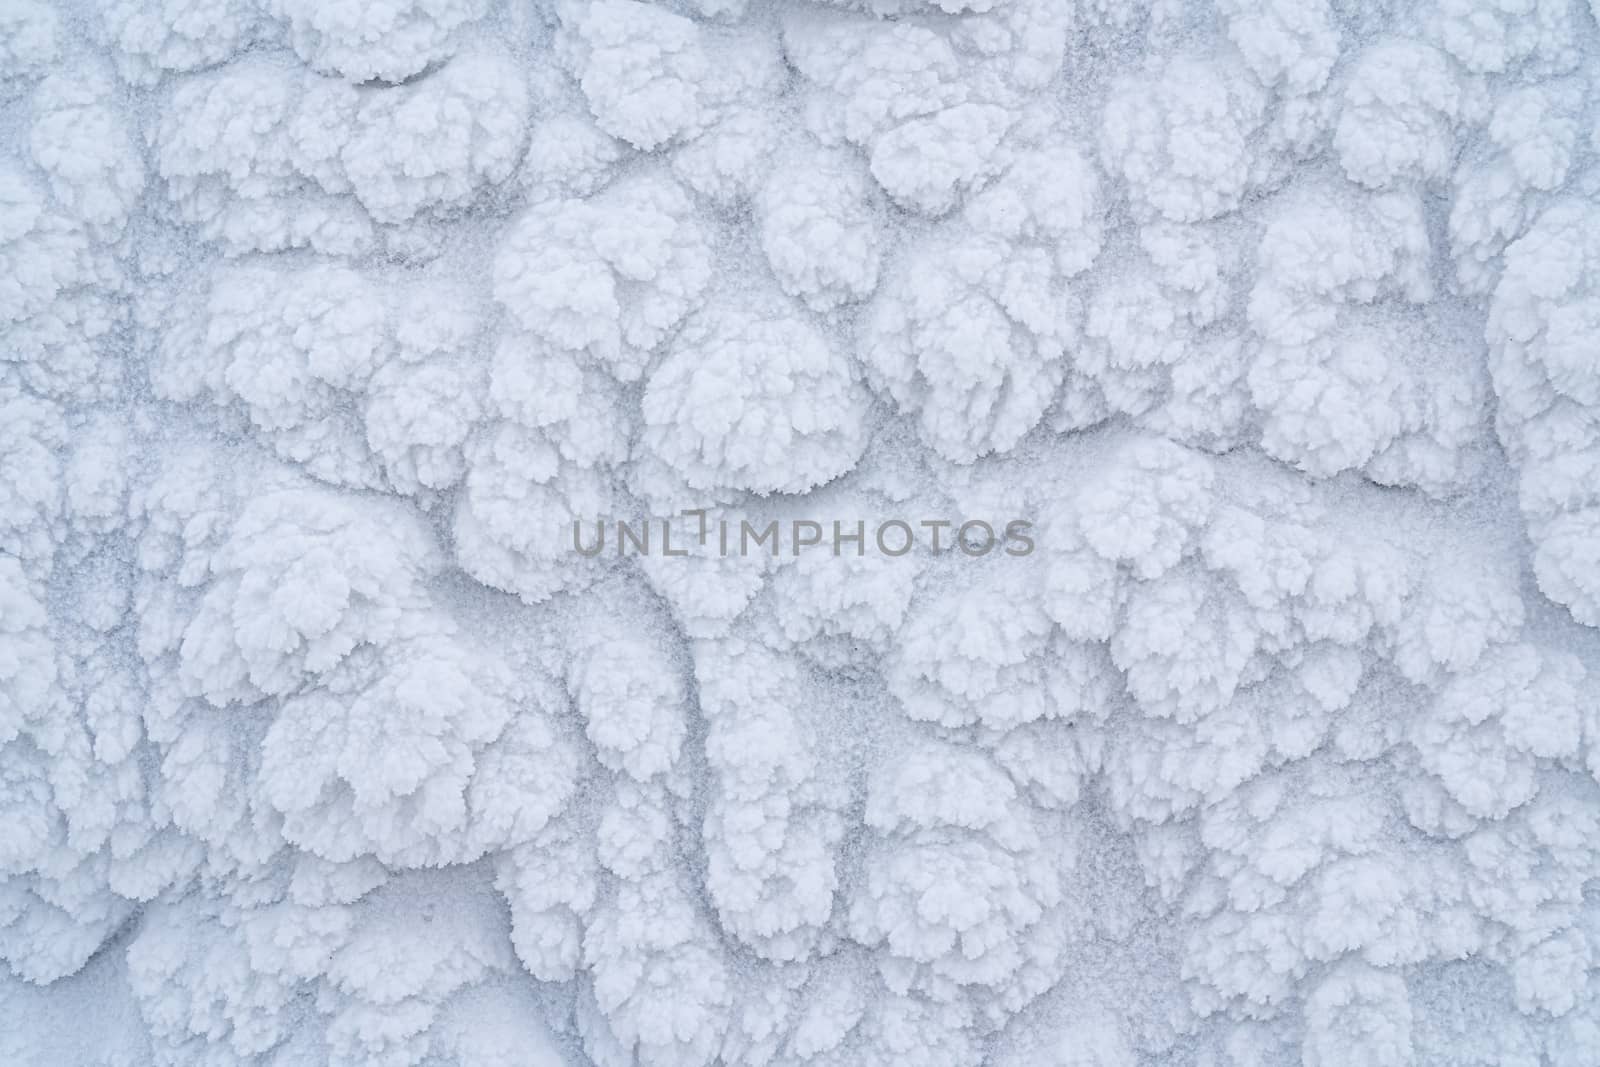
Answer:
3 0 1600 1063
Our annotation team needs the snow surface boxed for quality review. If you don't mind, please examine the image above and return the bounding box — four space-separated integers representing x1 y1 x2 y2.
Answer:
3 0 1600 1064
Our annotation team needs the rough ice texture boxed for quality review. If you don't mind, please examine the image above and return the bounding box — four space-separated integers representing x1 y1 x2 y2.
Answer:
3 0 1600 1064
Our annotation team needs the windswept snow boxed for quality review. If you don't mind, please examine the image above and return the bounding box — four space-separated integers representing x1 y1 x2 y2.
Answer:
4 0 1600 1064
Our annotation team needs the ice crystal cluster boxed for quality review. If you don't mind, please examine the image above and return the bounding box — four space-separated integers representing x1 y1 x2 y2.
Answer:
4 0 1600 1063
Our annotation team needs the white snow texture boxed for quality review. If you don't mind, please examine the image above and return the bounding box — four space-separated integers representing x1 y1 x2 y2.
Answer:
4 0 1600 1064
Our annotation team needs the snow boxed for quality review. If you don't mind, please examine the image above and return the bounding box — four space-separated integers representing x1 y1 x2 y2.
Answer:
4 0 1600 1065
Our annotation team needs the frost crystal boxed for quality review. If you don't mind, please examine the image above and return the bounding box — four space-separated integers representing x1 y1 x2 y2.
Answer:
4 1 1600 1064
